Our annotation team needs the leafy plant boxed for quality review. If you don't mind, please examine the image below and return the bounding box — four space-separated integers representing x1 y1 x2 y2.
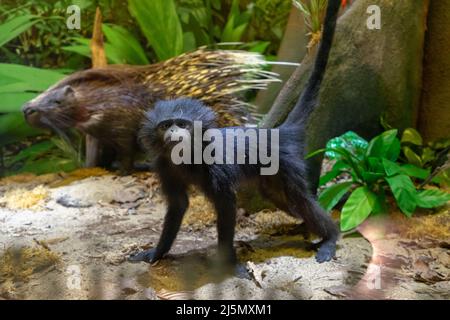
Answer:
399 128 449 180
62 24 150 65
128 0 184 61
309 130 450 232
0 63 84 175
293 0 328 34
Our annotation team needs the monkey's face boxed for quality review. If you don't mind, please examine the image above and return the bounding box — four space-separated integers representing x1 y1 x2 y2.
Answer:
157 119 193 148
140 98 217 156
22 84 78 130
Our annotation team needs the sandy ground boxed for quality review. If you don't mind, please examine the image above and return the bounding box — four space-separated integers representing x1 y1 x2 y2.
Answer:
0 170 448 300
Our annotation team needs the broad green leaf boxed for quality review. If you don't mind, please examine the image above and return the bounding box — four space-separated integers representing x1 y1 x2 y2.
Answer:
0 92 38 113
361 171 384 184
340 186 376 231
0 64 64 90
325 131 368 160
401 128 422 146
19 157 77 175
415 189 450 208
366 157 384 174
421 147 436 165
249 41 270 54
372 190 388 215
128 0 184 61
319 160 349 186
0 15 39 47
403 146 422 167
183 32 197 53
400 164 431 180
382 158 402 176
102 24 149 65
0 112 42 146
61 44 91 59
385 174 417 217
366 129 400 161
319 181 353 212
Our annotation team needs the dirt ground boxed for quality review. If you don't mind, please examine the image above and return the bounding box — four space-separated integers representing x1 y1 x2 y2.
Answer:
0 169 448 300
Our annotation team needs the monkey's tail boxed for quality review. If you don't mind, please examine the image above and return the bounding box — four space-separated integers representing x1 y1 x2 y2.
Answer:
282 0 341 127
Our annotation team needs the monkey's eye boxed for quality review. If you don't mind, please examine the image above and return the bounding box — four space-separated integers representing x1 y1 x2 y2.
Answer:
176 122 187 129
161 123 171 130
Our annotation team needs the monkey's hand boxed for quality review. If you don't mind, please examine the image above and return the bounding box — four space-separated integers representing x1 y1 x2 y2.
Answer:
128 248 162 265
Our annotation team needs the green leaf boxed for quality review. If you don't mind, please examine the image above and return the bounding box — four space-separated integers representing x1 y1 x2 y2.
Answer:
9 141 54 164
366 129 400 161
415 189 450 208
401 128 422 146
0 92 39 113
0 112 42 146
382 158 402 176
385 175 417 217
372 190 388 215
366 157 384 174
102 24 149 65
403 146 422 167
325 131 368 160
183 32 197 52
361 171 384 184
319 181 353 212
319 160 349 186
400 164 431 180
128 0 184 61
0 64 64 90
0 15 39 47
340 186 376 231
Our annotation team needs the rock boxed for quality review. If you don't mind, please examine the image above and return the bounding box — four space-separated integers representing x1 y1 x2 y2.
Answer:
51 176 131 208
265 0 429 190
193 278 297 300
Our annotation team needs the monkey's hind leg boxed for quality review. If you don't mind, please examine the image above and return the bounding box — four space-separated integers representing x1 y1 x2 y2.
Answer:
284 178 339 263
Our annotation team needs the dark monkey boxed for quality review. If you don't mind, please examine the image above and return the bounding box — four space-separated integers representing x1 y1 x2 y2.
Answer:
131 0 341 269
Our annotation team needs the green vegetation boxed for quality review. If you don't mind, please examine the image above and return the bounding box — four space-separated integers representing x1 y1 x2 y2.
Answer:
310 130 450 232
0 0 292 176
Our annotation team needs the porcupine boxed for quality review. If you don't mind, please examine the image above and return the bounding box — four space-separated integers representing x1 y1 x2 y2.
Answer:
22 48 282 173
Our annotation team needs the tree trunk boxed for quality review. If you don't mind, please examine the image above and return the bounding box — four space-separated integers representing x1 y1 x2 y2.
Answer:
85 7 107 167
263 0 429 192
255 5 308 114
418 0 450 141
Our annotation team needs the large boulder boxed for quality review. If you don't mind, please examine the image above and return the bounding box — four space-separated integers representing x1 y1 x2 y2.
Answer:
286 0 429 190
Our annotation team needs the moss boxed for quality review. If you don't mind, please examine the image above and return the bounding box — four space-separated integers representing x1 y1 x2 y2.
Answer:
182 194 216 230
0 246 60 284
0 185 48 210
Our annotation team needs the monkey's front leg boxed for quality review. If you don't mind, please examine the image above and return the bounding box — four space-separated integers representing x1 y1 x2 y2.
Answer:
129 189 189 264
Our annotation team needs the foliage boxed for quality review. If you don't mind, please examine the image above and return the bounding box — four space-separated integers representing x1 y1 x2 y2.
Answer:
309 130 450 231
293 0 328 34
245 0 291 55
0 62 82 175
62 24 149 65
0 0 287 175
381 119 450 186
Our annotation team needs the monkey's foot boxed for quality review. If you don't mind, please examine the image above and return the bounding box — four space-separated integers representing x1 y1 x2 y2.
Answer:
128 248 161 264
315 240 336 263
